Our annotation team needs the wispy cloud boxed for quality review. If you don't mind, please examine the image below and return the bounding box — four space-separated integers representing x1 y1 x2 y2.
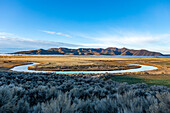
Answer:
0 32 14 35
0 36 79 53
92 35 158 46
77 30 170 54
43 30 71 37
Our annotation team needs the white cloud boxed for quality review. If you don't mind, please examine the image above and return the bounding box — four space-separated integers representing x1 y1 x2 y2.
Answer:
56 32 71 37
92 35 158 46
42 31 56 34
0 32 14 35
0 36 79 53
77 31 170 54
43 30 71 37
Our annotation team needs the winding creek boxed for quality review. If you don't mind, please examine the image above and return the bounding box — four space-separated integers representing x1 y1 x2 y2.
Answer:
11 63 158 74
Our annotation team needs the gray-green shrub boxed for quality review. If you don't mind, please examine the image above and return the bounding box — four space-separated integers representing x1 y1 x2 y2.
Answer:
0 71 169 113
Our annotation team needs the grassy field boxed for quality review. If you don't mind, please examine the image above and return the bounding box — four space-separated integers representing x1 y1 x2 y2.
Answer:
110 74 170 87
0 60 31 70
0 56 169 73
0 56 170 86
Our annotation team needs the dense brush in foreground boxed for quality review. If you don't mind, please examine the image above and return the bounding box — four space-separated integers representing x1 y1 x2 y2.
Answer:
0 71 170 113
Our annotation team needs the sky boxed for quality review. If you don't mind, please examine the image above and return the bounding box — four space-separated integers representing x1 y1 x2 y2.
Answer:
0 0 170 54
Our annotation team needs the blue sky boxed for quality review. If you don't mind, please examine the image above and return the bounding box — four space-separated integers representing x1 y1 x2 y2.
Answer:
0 0 170 54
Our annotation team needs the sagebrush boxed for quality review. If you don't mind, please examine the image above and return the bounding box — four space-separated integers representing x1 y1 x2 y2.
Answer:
0 71 170 113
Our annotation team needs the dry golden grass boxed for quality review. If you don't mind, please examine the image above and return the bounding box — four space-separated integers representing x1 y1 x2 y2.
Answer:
0 56 170 86
0 56 170 73
0 60 31 70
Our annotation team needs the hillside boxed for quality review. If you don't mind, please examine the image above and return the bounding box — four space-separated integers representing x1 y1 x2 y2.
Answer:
13 47 163 56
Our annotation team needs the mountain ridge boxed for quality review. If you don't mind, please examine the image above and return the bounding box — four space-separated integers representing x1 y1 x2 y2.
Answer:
12 47 164 56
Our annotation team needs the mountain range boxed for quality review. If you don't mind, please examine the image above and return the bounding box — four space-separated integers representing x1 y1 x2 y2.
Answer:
12 47 164 56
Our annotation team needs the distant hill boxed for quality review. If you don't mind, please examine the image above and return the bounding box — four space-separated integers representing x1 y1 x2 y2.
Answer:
12 47 164 56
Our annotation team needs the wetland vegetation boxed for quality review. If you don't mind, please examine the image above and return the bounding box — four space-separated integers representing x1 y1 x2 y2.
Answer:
0 56 170 87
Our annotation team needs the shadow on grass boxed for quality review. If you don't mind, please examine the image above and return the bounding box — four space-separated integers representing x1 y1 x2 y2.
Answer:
110 75 170 87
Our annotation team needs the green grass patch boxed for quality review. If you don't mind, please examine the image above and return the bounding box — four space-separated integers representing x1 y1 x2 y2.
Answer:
110 75 170 87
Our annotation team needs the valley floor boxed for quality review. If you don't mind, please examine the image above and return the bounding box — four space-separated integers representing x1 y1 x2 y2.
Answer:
0 56 170 86
0 56 170 112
